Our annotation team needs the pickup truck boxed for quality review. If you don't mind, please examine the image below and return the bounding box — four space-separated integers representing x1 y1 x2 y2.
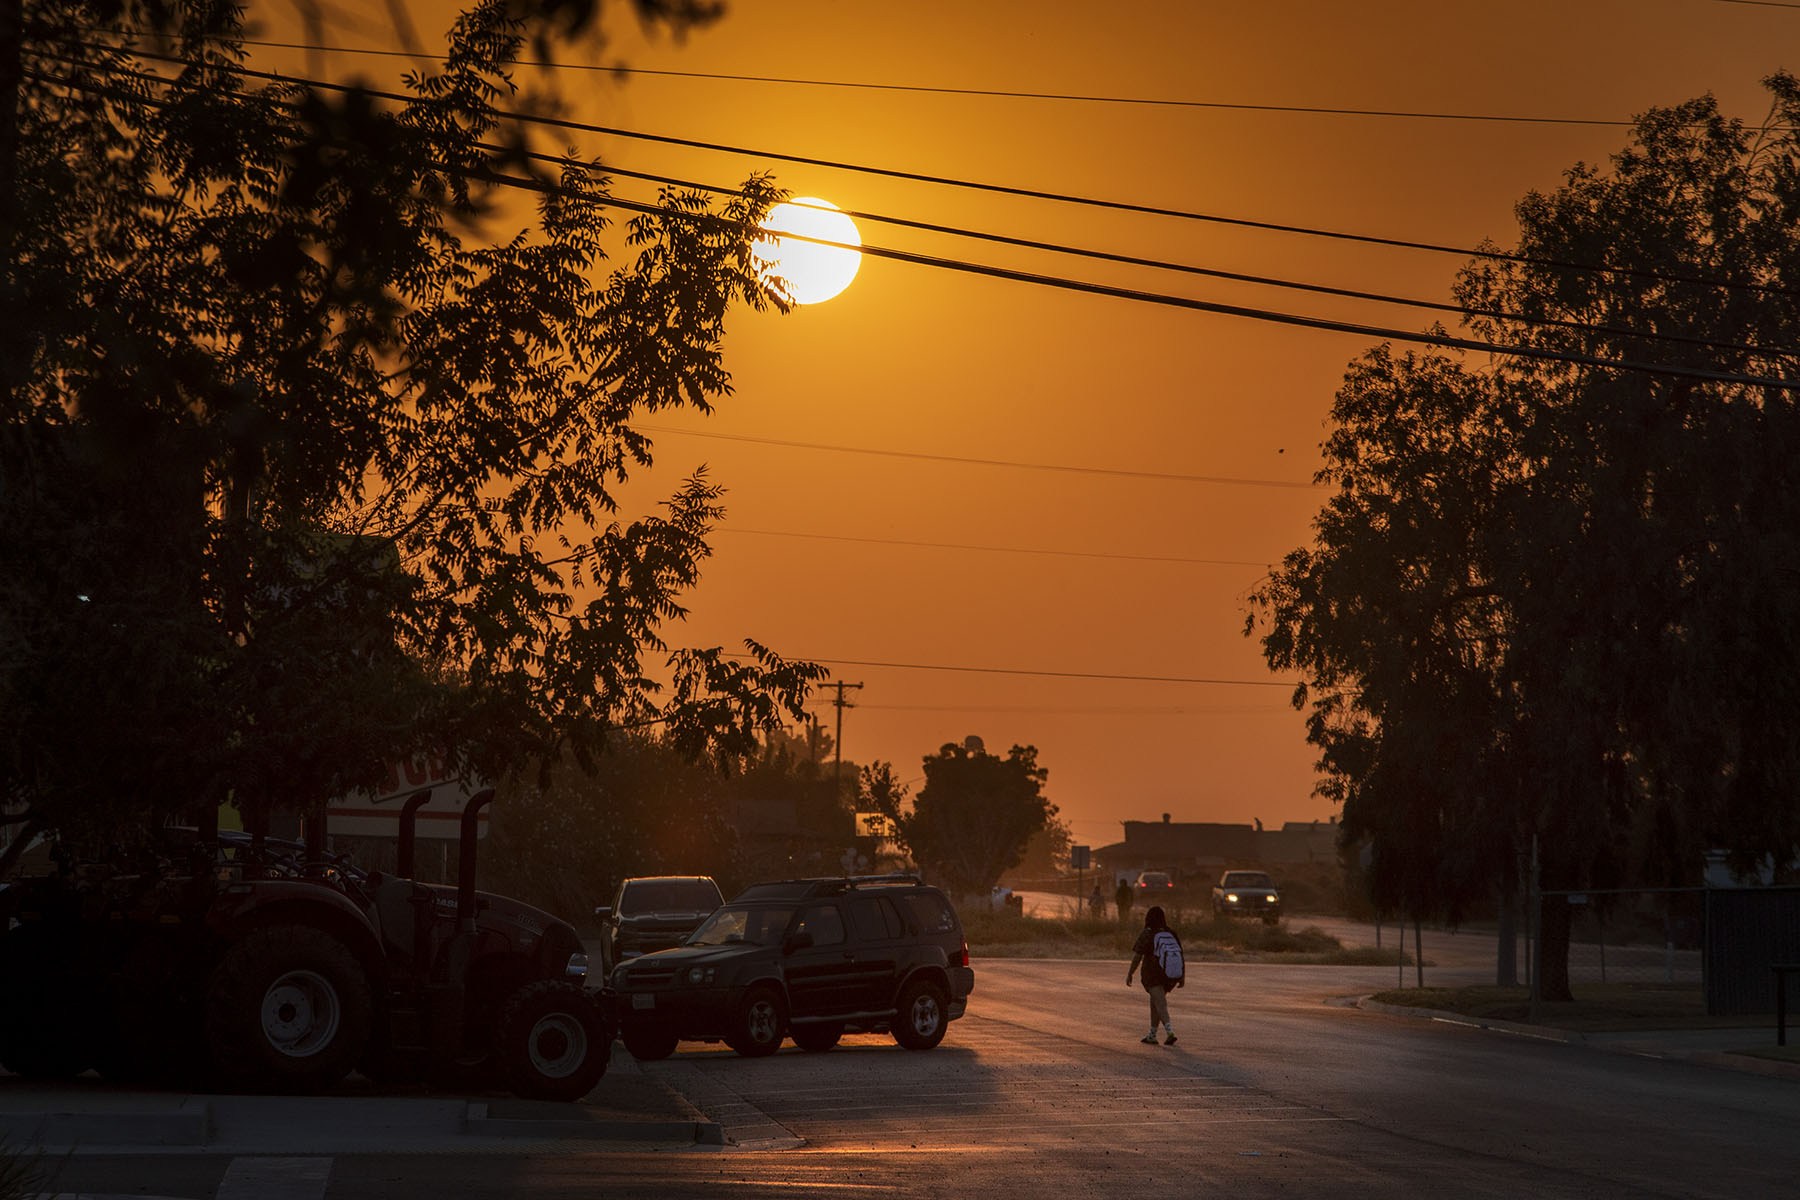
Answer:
1211 870 1282 924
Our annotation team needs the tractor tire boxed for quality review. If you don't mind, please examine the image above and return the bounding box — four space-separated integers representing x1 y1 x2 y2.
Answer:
791 1022 843 1053
725 986 786 1057
621 1021 679 1062
204 924 372 1093
892 978 949 1050
497 981 611 1102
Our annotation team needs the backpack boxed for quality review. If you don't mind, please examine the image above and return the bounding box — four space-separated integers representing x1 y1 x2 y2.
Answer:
1152 929 1184 984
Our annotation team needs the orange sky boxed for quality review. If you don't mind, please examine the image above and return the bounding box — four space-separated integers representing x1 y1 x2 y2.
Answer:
262 0 1793 851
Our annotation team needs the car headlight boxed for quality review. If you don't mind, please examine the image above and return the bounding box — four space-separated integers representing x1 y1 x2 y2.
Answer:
1266 894 1278 902
610 964 630 989
1226 893 1239 902
684 966 717 986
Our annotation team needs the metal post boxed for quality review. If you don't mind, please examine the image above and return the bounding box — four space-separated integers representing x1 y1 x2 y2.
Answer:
1598 911 1607 985
1529 834 1542 1022
1414 918 1424 988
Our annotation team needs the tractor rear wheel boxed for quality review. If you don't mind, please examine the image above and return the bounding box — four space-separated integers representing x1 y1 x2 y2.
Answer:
204 924 372 1093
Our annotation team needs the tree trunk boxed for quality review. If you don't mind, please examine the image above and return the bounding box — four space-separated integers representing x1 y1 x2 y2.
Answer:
1495 887 1519 986
1537 893 1575 1002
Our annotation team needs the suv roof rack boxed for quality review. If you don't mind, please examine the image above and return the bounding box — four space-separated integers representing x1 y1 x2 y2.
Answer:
730 873 926 901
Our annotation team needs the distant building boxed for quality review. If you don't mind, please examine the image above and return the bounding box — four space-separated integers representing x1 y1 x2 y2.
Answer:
1094 813 1339 884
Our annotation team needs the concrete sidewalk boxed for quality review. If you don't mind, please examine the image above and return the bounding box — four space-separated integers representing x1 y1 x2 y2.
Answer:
0 1051 722 1153
1354 994 1800 1080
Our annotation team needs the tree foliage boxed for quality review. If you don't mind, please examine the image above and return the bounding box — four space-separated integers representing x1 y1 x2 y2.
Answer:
2 0 824 852
1248 76 1800 999
864 741 1056 899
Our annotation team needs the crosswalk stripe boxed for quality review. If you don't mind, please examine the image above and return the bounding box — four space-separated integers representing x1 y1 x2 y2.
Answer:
215 1157 332 1200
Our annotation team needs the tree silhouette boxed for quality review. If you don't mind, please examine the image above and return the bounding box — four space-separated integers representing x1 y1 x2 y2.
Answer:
1250 75 1800 1000
2 0 822 854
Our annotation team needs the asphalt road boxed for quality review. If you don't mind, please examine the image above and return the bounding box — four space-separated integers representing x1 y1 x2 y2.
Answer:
40 957 1799 1199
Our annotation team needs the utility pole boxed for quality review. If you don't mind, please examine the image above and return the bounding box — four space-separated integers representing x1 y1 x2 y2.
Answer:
824 680 864 806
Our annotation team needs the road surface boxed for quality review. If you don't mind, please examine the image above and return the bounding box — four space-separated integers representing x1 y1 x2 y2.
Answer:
44 957 1796 1198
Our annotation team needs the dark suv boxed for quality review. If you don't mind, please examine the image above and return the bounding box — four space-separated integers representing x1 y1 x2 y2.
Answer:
611 874 975 1060
596 876 724 974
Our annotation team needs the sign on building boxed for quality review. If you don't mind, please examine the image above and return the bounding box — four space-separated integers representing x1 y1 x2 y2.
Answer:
328 753 488 840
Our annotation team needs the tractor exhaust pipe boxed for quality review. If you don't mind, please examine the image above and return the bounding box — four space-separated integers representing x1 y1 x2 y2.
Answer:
396 788 433 878
457 787 496 931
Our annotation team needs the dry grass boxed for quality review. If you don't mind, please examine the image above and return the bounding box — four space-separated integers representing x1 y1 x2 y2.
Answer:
963 907 1413 965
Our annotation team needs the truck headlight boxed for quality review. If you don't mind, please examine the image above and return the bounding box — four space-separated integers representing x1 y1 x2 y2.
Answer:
685 966 717 986
1266 894 1278 902
1226 893 1239 902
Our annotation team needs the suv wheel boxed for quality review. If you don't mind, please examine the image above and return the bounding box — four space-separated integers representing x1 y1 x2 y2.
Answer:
791 1022 843 1053
892 979 949 1050
622 1022 679 1062
726 986 787 1057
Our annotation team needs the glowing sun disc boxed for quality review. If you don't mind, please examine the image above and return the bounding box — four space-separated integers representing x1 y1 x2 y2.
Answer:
755 197 862 305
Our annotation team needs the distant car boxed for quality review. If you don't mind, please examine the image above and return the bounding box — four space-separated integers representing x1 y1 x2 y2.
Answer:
1212 870 1282 924
1135 870 1174 893
596 876 724 974
610 874 975 1060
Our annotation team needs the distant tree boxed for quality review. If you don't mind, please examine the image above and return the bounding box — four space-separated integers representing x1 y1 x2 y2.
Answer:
481 724 849 921
3 0 822 855
1249 76 1800 1001
866 742 1055 899
1003 815 1074 881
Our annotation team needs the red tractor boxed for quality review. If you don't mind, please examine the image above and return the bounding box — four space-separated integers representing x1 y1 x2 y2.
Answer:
0 789 613 1101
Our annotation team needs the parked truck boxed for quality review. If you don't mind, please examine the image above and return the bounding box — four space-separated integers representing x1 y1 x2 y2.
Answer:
0 788 613 1100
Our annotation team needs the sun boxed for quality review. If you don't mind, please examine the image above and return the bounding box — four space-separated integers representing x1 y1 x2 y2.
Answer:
755 197 862 305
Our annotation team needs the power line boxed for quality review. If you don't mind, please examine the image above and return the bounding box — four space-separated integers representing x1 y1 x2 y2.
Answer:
24 61 1800 393
63 39 1800 303
812 702 1291 715
793 657 1295 687
53 49 1783 360
715 527 1273 569
94 29 1652 126
636 426 1318 489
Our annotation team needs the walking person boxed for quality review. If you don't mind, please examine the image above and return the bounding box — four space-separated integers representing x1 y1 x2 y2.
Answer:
1114 878 1134 923
1125 905 1184 1045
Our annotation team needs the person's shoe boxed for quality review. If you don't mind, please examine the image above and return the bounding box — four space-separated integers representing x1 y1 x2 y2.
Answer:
1164 1033 1178 1045
1141 1034 1159 1044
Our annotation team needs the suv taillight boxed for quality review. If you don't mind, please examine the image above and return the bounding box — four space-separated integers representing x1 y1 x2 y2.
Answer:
953 939 970 967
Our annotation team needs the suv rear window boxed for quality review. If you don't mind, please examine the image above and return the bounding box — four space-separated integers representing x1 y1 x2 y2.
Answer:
621 879 722 913
900 890 958 934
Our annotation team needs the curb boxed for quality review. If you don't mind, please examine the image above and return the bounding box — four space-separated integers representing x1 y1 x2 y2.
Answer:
464 1102 725 1144
1353 996 1584 1043
1349 995 1800 1079
0 1097 211 1148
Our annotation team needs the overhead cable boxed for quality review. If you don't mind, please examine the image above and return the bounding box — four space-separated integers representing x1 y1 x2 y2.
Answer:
84 28 1652 126
23 62 1800 393
66 38 1800 302
44 42 1783 361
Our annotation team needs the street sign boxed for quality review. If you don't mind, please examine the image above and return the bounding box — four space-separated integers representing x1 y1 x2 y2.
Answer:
1070 844 1090 870
328 753 488 840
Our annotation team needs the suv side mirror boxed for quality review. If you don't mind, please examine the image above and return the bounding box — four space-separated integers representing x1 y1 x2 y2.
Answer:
594 907 612 920
783 930 814 955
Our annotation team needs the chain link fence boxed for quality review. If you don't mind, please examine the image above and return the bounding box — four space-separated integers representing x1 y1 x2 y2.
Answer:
1533 887 1705 989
